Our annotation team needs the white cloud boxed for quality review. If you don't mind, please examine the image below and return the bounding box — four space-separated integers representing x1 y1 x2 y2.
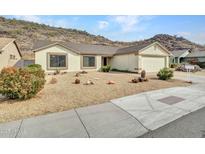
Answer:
11 15 78 29
110 15 154 33
112 15 141 33
191 33 205 45
177 31 191 37
98 21 109 29
13 15 41 23
177 32 205 45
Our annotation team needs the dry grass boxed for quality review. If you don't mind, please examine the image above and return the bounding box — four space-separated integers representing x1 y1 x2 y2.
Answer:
0 71 190 123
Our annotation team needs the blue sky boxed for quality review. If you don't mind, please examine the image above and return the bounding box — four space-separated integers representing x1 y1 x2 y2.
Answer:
4 15 205 45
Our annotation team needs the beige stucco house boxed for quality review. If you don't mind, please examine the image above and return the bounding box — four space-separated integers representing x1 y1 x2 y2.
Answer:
0 38 22 70
111 42 171 72
33 41 171 73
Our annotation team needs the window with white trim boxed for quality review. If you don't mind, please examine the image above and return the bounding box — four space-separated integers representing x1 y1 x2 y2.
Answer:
83 56 96 67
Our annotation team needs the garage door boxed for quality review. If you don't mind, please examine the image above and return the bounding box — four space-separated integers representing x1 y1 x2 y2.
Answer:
142 56 166 72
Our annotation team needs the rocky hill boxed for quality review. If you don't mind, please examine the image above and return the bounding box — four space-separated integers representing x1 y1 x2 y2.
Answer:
0 16 204 58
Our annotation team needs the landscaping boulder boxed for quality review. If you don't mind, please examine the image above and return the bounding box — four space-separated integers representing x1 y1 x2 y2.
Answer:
84 80 94 85
80 70 88 74
74 78 80 84
107 80 115 84
75 72 80 77
131 78 139 83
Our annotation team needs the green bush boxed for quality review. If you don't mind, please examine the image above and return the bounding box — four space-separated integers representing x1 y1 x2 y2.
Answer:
101 65 111 72
26 64 45 78
196 62 205 69
157 68 174 80
111 68 130 73
170 63 180 68
0 66 45 100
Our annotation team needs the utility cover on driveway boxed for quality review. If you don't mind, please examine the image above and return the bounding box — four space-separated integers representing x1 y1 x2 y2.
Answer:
158 96 185 105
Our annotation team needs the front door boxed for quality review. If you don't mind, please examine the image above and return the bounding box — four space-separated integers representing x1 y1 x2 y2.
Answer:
103 57 107 66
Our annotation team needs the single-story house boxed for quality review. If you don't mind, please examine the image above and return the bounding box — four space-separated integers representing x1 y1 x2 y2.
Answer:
170 49 190 64
32 41 171 73
0 38 22 70
184 51 205 63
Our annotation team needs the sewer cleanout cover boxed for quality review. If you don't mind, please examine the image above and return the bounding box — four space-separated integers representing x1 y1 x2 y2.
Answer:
158 96 185 105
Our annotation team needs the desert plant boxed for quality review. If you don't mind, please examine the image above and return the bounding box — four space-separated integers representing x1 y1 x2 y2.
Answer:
101 65 111 72
131 78 139 83
0 66 45 99
141 70 146 78
111 68 130 73
170 63 180 68
26 64 45 79
157 68 174 80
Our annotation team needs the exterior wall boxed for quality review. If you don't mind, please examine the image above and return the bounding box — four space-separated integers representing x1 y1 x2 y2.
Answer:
35 45 80 73
184 57 205 63
140 44 168 56
35 45 102 73
110 54 138 72
110 44 170 73
0 42 21 70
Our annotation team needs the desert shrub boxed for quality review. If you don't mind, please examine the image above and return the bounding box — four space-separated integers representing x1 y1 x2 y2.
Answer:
141 70 146 78
111 68 130 73
26 64 45 78
170 63 180 68
101 65 111 72
196 62 205 69
157 68 174 80
0 66 45 99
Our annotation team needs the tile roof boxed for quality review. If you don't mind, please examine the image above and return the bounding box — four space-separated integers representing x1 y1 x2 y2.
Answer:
0 37 15 50
171 49 190 57
0 37 22 57
32 40 170 56
32 40 119 55
186 51 205 57
115 42 154 55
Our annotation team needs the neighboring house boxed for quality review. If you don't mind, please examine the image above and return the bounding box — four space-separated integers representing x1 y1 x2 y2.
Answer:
170 49 190 64
0 38 22 70
33 41 171 73
184 51 205 63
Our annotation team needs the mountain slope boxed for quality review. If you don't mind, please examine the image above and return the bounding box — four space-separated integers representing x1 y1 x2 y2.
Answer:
0 16 204 56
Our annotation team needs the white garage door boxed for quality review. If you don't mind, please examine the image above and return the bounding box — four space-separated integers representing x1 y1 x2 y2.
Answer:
142 56 166 72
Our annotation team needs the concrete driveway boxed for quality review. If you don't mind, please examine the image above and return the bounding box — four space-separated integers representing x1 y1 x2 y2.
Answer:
0 72 205 138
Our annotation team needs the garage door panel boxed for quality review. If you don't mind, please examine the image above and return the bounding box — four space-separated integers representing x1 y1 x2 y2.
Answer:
142 56 165 72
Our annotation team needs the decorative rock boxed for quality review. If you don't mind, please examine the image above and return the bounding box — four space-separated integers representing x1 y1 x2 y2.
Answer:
107 80 115 84
84 80 94 85
75 73 80 77
74 78 80 84
131 78 139 83
80 70 88 74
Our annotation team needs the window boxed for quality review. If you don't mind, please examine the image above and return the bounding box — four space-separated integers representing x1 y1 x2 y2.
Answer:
48 53 67 69
83 56 96 67
10 54 15 60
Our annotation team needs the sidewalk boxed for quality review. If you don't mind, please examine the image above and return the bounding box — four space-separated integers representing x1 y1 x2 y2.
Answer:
0 74 205 138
